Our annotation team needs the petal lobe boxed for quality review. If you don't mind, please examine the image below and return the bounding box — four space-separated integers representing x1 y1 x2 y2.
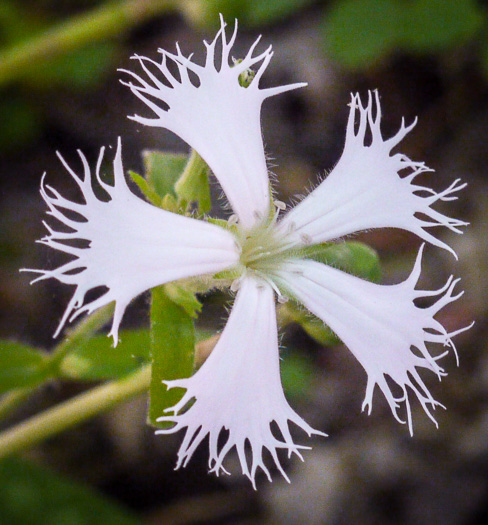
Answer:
156 276 324 488
278 91 467 256
23 138 239 343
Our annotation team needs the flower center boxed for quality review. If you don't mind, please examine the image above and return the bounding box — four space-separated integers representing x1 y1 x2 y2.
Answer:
233 201 296 297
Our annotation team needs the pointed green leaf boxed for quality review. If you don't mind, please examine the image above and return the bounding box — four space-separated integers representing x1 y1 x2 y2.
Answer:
143 150 187 200
59 330 150 381
148 285 196 428
174 150 212 214
302 241 381 282
0 341 47 394
164 283 202 318
128 170 163 207
0 457 142 525
161 193 179 213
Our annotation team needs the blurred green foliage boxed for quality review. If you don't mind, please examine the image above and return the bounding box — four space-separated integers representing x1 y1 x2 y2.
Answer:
0 341 48 394
182 0 316 28
0 457 141 525
60 329 150 380
280 350 316 399
0 0 116 87
0 0 117 151
323 0 486 69
0 329 150 394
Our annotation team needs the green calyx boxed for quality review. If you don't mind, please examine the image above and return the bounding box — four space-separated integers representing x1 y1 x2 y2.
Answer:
231 201 297 289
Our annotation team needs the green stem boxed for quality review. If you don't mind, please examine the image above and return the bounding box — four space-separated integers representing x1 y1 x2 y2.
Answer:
0 365 151 459
0 0 176 87
0 305 114 422
0 388 34 422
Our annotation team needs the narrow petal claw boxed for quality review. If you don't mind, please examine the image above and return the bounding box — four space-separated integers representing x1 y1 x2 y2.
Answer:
156 276 325 488
120 17 305 229
274 246 471 435
278 91 467 256
22 138 239 344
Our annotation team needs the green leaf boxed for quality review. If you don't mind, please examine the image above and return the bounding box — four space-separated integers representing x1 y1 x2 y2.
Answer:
401 0 484 53
245 0 316 26
148 285 196 428
280 302 340 346
323 0 401 67
301 241 381 282
128 170 163 207
174 151 212 214
0 457 142 525
143 150 187 200
59 330 150 381
323 0 485 69
182 0 315 28
0 341 47 394
322 0 403 69
164 283 202 318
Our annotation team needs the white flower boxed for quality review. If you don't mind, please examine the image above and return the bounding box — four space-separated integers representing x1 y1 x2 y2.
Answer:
27 17 470 487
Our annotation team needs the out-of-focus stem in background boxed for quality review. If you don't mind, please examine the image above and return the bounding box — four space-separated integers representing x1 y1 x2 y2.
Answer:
0 0 177 87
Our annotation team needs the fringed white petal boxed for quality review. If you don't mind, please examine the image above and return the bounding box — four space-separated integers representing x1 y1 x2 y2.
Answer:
278 91 467 257
274 245 472 435
120 16 306 229
156 276 325 488
23 138 239 344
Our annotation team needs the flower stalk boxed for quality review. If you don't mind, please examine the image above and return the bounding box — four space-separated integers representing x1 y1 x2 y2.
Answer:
0 365 151 460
